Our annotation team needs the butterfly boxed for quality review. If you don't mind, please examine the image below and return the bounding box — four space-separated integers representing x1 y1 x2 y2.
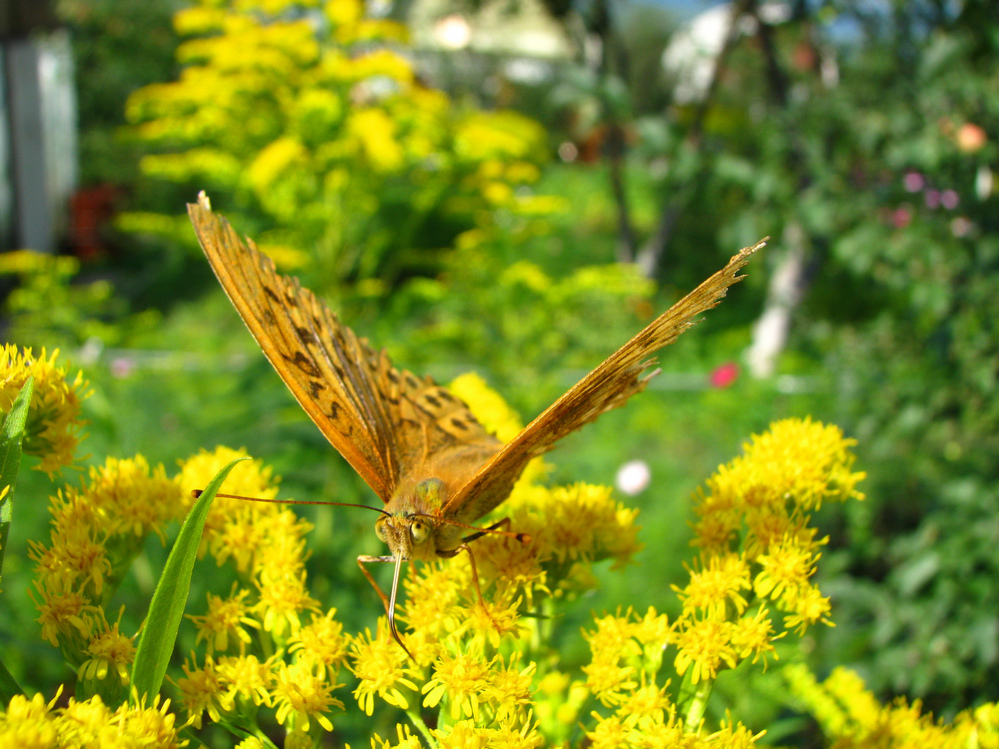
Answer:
188 192 764 656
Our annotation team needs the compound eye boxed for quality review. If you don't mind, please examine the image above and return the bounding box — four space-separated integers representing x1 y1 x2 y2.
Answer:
410 520 429 545
375 517 388 543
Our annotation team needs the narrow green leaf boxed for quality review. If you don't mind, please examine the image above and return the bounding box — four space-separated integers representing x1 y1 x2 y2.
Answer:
130 457 249 705
0 657 24 703
0 376 34 584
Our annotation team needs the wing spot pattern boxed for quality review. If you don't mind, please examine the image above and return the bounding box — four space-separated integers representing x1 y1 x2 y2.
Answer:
282 350 321 378
296 326 316 344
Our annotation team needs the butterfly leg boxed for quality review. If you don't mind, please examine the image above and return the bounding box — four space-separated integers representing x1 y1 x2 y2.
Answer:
436 518 513 641
357 553 413 659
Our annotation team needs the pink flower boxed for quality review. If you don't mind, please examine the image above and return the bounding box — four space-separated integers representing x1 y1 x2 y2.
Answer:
903 172 925 192
710 362 740 389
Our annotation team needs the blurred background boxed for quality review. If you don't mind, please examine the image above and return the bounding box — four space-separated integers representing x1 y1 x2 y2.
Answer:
1 0 996 737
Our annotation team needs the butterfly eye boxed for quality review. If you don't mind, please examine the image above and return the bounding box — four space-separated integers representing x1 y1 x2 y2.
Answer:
375 517 388 543
410 520 429 544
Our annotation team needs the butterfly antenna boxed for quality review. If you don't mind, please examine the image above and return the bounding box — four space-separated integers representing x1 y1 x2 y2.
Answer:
191 490 391 517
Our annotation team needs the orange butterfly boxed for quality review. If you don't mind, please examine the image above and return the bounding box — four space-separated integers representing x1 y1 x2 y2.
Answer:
188 192 764 655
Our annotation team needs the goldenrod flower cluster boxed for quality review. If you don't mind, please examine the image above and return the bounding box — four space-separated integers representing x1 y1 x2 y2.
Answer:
5 345 997 748
786 664 999 747
122 0 555 286
1 344 90 476
0 690 183 748
29 455 182 704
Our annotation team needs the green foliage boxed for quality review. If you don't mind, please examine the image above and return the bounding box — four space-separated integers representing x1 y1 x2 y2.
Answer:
793 10 999 712
123 0 554 291
130 457 245 706
371 227 656 416
545 0 999 715
0 250 159 349
60 0 181 187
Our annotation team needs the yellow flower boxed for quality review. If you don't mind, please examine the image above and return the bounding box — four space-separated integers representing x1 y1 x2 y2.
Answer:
255 569 320 640
349 621 420 715
674 553 751 619
370 723 423 749
0 690 60 747
582 612 642 706
78 610 135 687
474 529 548 611
1 345 90 476
449 372 523 443
79 695 184 748
753 537 816 606
217 654 274 708
399 563 465 661
780 584 833 634
422 650 497 722
273 654 345 733
672 616 738 685
489 658 536 724
234 739 266 749
586 713 629 749
518 483 642 578
616 682 675 729
704 718 766 747
248 136 309 195
0 690 185 748
347 109 404 172
822 666 881 730
175 447 279 536
189 585 260 655
288 609 350 675
631 607 672 654
30 524 111 601
174 656 235 729
30 455 180 651
456 588 526 653
31 583 98 653
785 665 984 747
53 693 112 746
60 455 181 544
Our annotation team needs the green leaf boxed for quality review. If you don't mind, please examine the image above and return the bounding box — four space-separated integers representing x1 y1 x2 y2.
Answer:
0 376 33 585
129 457 249 705
0 657 24 704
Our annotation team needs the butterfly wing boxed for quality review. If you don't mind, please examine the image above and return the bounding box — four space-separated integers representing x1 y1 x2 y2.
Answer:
188 194 499 502
444 240 766 523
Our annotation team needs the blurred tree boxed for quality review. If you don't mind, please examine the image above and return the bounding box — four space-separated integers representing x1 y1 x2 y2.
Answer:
541 0 999 715
60 0 181 188
623 0 999 714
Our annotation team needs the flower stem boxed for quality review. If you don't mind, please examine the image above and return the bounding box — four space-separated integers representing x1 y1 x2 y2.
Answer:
406 703 435 747
683 676 713 728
